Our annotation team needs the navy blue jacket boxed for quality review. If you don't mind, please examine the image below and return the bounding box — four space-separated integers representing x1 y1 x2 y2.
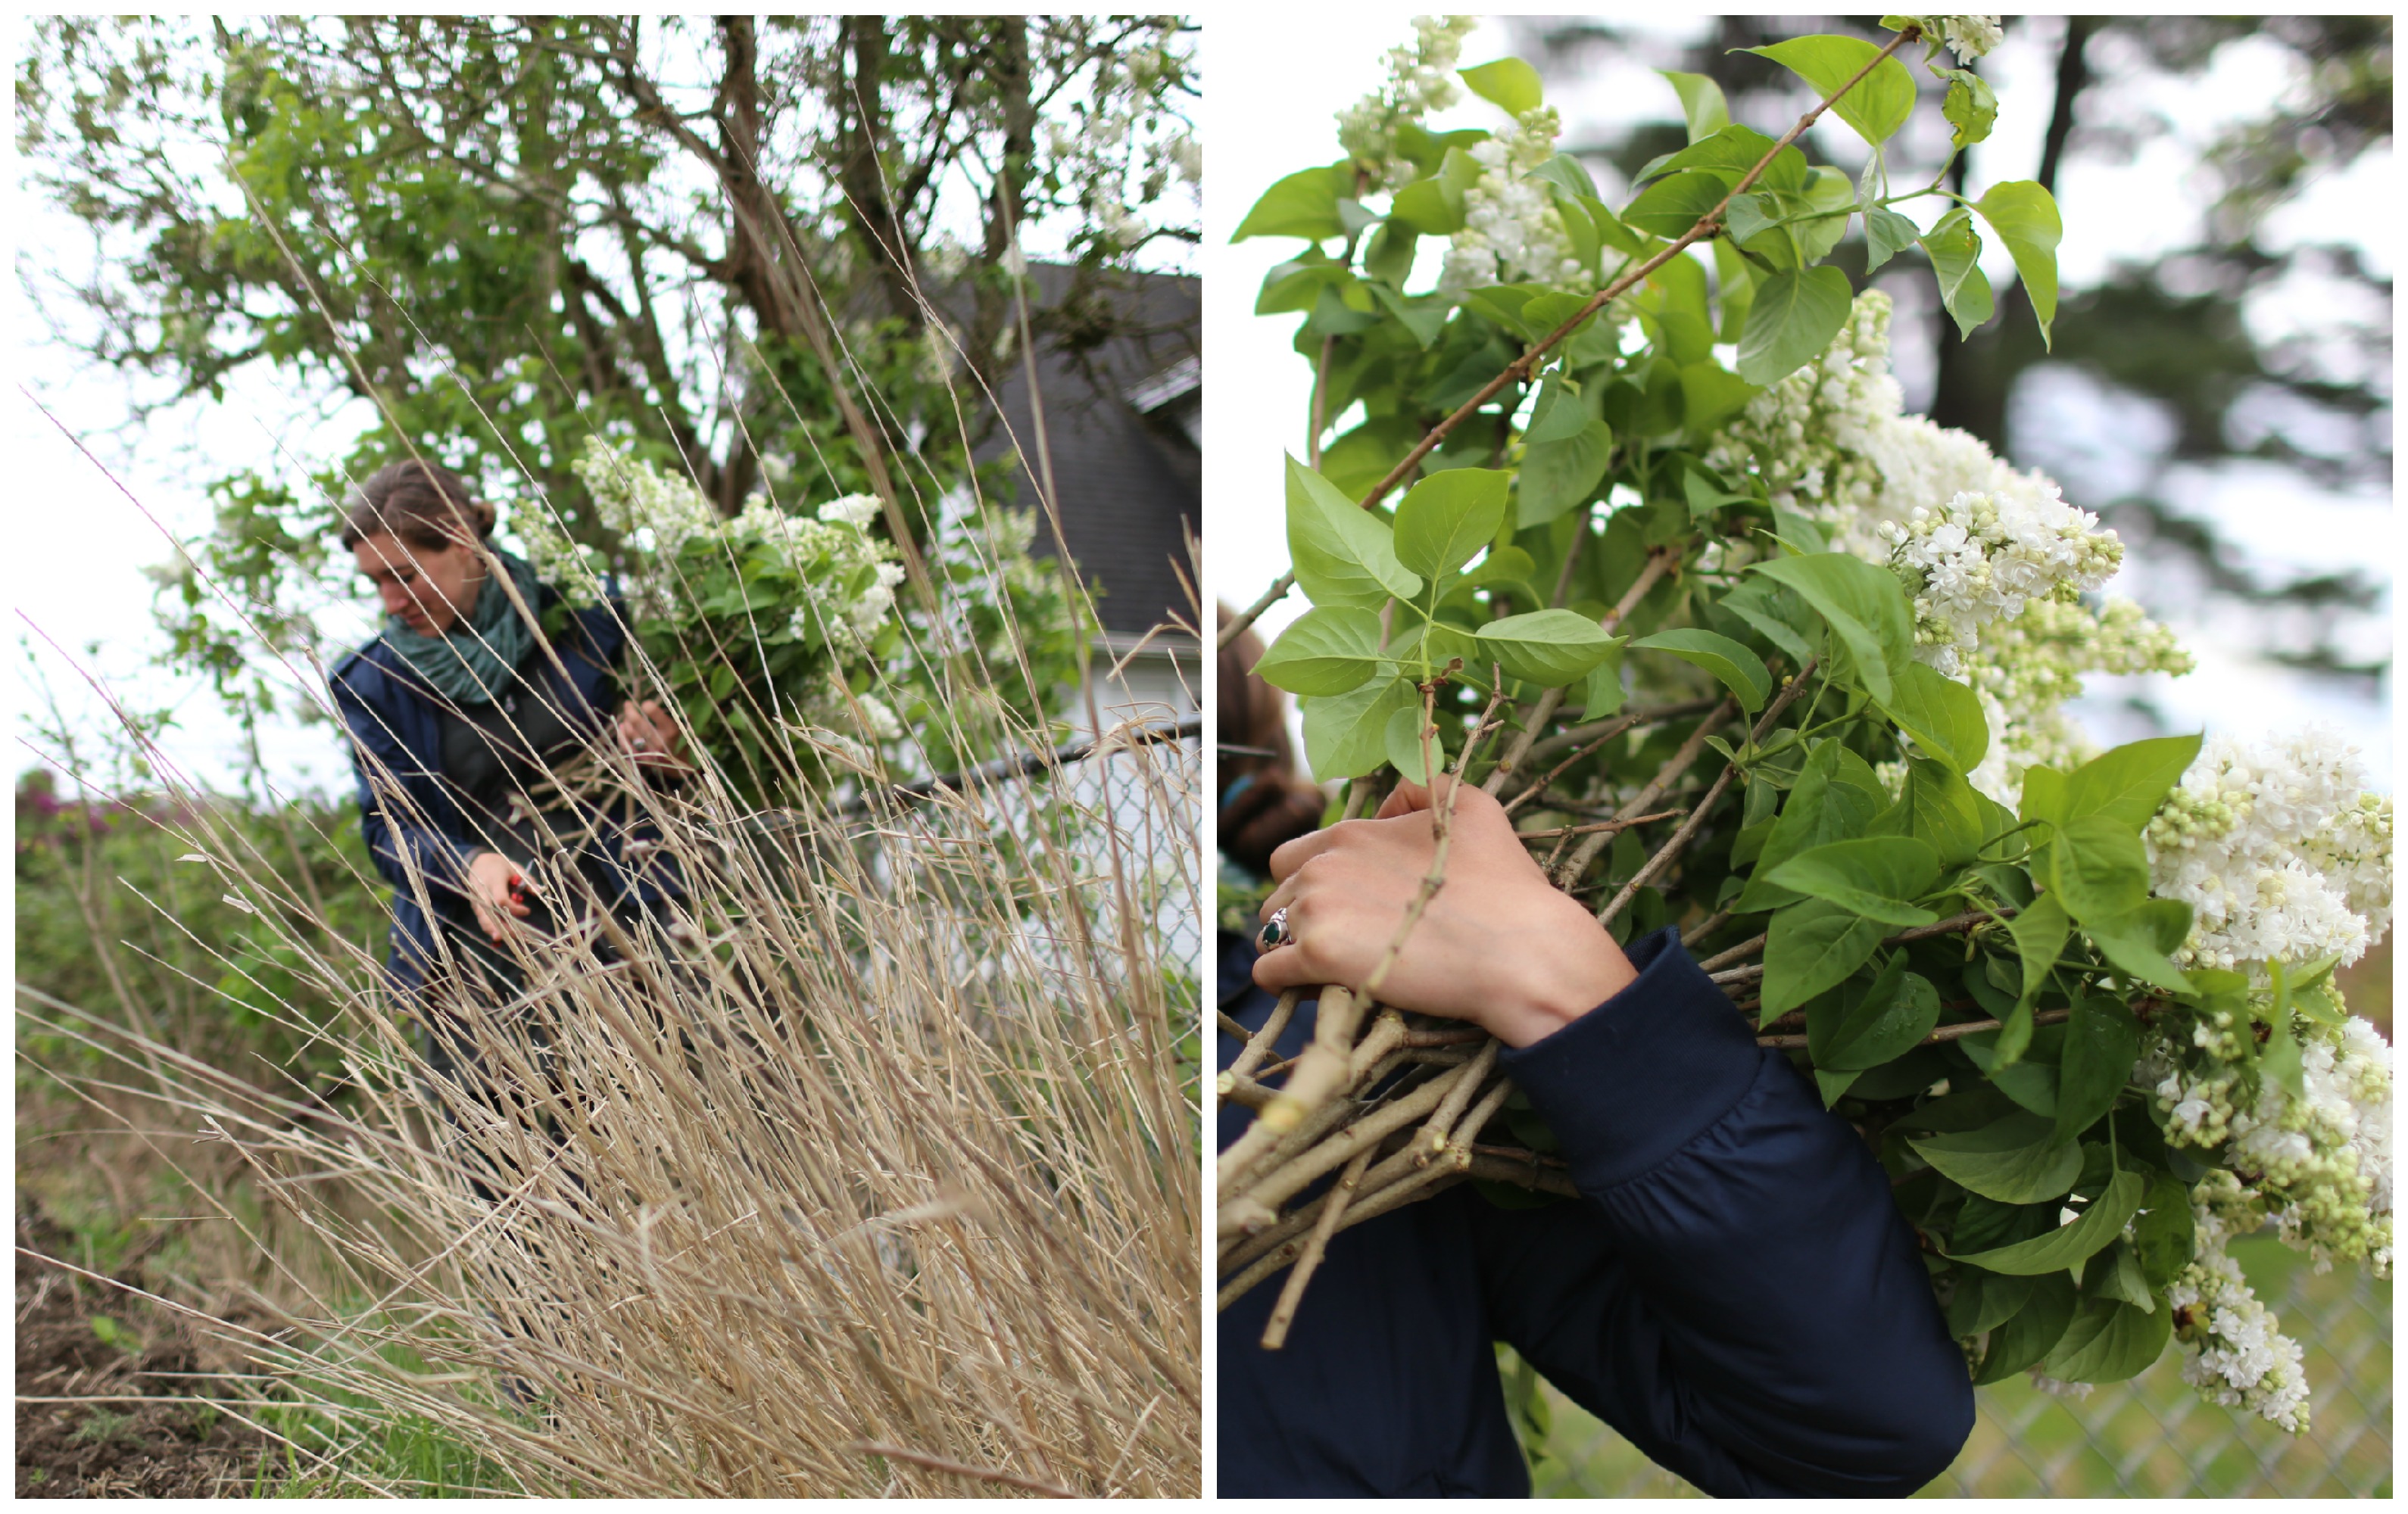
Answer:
1218 926 1974 1497
329 590 665 998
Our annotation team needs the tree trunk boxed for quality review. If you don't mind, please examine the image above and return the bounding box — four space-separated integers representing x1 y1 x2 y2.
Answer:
836 16 923 326
971 17 1035 397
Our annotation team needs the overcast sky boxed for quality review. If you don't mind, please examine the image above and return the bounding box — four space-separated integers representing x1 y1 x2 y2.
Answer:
1201 12 2391 786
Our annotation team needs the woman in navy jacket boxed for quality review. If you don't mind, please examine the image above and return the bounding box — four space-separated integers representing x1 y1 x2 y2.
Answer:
327 459 686 1098
1215 619 1975 1497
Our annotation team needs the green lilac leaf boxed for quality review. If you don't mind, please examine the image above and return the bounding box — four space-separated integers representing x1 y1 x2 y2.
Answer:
1736 265 1854 386
1362 220 1418 285
1252 606 1386 696
1951 1167 2145 1275
1794 167 1856 263
1621 170 1726 239
1864 205 1921 273
1635 123 1797 189
1766 836 1941 926
1390 173 1467 235
1814 1067 1863 1108
1922 207 1995 339
1901 757 1985 868
1285 453 1423 608
1748 550 1914 702
1522 373 1591 444
1738 743 1878 912
2061 733 2204 832
1973 180 2063 349
2084 899 2196 993
1459 57 1543 116
1718 578 1817 666
1234 162 1352 241
1953 1188 2057 1254
1761 897 1886 1018
1659 70 1730 142
1468 544 1539 591
1909 1112 2083 1204
1813 958 1943 1069
1384 702 1439 785
1301 675 1415 780
1474 609 1624 687
2132 1175 2197 1290
1525 152 1600 201
1741 36 1918 146
2088 1240 2157 1313
2044 1294 2172 1383
1680 361 1761 438
1517 418 1616 525
1947 1269 2036 1338
2048 813 2151 922
1973 1270 2079 1384
1938 67 1999 149
1877 660 1990 774
1255 257 1349 314
1582 646 1627 720
1630 628 1770 712
2054 994 2142 1144
1367 282 1450 347
2007 889 2069 1008
1394 468 1511 579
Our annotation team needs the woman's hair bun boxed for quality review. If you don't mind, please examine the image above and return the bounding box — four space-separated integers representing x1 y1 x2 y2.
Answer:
338 458 491 550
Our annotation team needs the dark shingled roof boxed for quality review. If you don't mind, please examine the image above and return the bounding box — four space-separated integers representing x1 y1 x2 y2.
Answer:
972 263 1199 640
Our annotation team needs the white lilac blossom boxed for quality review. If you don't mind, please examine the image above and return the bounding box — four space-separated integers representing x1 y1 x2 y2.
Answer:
1705 291 2176 799
2145 729 2393 977
2143 995 2394 1279
1959 597 2192 805
2155 1178 2315 1432
1705 289 1909 556
1336 15 1480 190
1876 486 2125 677
2167 1243 2313 1432
818 494 881 530
532 436 908 651
1437 106 1587 295
1904 15 2006 64
1042 17 1193 252
2026 1369 2095 1401
851 690 906 742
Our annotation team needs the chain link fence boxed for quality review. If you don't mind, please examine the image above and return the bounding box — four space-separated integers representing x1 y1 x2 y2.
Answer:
1527 1233 2391 1497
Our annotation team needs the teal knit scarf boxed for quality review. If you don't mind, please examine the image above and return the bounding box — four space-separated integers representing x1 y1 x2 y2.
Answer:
382 548 542 706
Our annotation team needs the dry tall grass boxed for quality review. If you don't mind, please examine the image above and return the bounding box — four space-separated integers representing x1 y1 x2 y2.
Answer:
24 665 1201 1494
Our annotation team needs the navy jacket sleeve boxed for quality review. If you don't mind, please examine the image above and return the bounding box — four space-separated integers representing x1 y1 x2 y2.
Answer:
1474 927 1973 1497
329 659 479 902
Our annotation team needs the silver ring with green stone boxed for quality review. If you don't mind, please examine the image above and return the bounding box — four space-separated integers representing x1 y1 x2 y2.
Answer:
1258 905 1293 952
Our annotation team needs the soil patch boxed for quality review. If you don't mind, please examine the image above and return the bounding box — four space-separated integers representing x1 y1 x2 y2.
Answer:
16 1199 279 1497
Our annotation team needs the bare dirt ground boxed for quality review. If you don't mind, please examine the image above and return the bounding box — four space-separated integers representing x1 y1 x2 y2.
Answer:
15 1199 279 1498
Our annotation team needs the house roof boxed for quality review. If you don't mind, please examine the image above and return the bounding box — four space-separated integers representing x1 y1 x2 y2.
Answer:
973 262 1199 643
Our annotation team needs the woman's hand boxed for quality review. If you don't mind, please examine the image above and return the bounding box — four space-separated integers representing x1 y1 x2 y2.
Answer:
466 849 532 944
1252 777 1637 1048
616 698 692 774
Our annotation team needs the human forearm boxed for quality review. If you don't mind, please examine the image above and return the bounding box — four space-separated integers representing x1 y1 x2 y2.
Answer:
1485 933 1973 1494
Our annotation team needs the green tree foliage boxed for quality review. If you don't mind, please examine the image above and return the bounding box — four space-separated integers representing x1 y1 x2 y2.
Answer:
18 15 1197 725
